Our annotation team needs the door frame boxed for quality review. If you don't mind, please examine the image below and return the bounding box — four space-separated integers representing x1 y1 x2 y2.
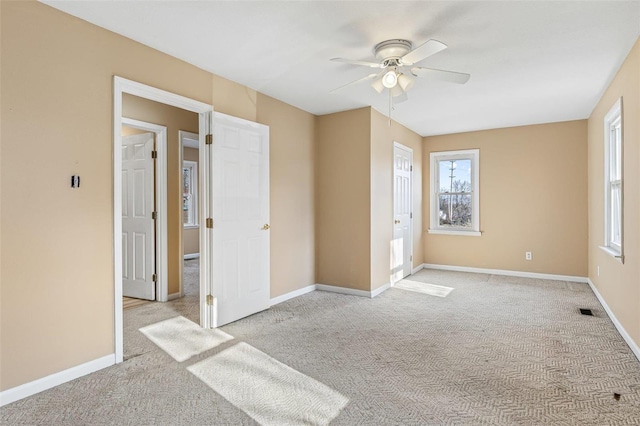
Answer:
392 141 414 282
113 76 213 363
121 117 168 302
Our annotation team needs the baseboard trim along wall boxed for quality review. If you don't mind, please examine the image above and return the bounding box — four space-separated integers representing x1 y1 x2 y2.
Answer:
0 354 114 407
184 253 200 260
270 284 317 306
167 292 182 301
411 264 425 275
588 279 640 362
421 263 588 283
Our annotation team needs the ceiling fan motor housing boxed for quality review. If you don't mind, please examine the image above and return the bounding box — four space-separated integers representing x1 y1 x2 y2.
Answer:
374 39 413 62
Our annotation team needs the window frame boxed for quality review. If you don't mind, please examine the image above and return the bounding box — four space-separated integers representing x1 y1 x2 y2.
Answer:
600 97 624 262
182 160 199 229
429 149 480 236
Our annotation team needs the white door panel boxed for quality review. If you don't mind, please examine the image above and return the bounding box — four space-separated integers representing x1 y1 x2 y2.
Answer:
392 144 413 283
122 133 155 300
212 113 270 327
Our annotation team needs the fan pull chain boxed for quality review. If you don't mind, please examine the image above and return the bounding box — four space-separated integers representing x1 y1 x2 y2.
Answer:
388 90 392 126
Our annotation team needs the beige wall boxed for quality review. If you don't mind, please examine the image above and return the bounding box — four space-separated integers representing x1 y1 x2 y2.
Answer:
0 1 212 391
123 94 199 295
256 94 316 298
588 38 640 347
315 108 372 291
423 121 588 277
315 108 424 292
370 109 423 290
183 147 199 256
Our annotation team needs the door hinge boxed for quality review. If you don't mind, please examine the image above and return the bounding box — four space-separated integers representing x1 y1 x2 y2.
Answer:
151 150 157 159
152 211 157 220
410 255 413 262
410 165 413 172
205 134 213 145
410 212 413 219
152 273 157 282
206 218 214 228
206 294 214 305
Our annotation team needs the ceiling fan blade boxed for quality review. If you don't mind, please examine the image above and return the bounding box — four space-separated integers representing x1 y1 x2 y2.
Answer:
330 58 383 68
411 67 471 84
330 73 378 94
401 39 447 66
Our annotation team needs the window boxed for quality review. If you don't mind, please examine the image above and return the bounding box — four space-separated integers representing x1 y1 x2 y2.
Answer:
183 160 198 228
429 149 480 236
601 98 624 261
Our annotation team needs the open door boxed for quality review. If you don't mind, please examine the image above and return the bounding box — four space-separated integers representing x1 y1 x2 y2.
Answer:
209 112 270 327
122 133 156 300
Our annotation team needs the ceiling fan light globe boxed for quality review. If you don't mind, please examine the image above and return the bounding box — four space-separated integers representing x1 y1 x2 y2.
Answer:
398 73 414 91
371 78 384 94
382 70 398 88
390 84 404 98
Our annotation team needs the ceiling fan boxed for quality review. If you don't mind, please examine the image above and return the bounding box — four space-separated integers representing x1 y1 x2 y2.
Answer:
330 39 470 101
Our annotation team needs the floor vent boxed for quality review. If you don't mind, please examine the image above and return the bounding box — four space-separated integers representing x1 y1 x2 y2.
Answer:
580 308 594 316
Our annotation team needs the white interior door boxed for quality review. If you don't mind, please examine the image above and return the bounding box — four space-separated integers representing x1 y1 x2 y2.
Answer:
122 133 156 300
212 113 270 327
392 143 413 283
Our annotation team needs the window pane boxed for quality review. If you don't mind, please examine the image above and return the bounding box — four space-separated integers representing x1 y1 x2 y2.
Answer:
611 183 621 245
439 159 471 193
439 194 472 228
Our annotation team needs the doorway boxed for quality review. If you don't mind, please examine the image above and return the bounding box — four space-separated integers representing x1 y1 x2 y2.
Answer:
113 77 213 363
392 142 413 283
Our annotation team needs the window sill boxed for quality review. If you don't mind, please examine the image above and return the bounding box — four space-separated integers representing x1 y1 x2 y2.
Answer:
184 225 199 230
599 245 624 263
428 229 481 237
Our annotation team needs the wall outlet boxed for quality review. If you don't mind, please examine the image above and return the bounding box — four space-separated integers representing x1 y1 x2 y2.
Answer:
525 251 532 261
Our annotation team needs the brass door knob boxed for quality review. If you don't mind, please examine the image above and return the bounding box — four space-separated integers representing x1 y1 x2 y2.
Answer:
262 224 270 230
394 219 400 224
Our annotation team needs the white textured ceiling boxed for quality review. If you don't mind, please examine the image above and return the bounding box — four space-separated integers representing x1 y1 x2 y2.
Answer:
42 1 640 136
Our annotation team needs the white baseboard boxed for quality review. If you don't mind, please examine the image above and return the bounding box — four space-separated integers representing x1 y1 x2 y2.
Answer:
271 281 391 305
422 263 588 283
371 282 391 298
184 253 200 260
412 263 425 275
316 283 372 298
270 284 317 306
0 354 114 407
167 292 182 301
588 279 640 362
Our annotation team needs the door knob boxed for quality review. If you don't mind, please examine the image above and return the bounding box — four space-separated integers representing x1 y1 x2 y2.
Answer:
394 219 400 224
262 224 270 230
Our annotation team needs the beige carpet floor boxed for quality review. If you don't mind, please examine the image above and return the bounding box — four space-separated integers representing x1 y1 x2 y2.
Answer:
2 262 640 425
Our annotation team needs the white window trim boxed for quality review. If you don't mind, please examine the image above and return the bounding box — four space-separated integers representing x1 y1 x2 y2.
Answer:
183 160 199 228
429 149 480 236
599 97 624 263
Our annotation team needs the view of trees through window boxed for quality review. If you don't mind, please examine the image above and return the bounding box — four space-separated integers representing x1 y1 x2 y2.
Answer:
438 159 472 228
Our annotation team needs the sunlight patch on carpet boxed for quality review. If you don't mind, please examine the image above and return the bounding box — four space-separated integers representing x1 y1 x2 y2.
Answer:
187 342 349 426
395 280 454 297
139 316 233 362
